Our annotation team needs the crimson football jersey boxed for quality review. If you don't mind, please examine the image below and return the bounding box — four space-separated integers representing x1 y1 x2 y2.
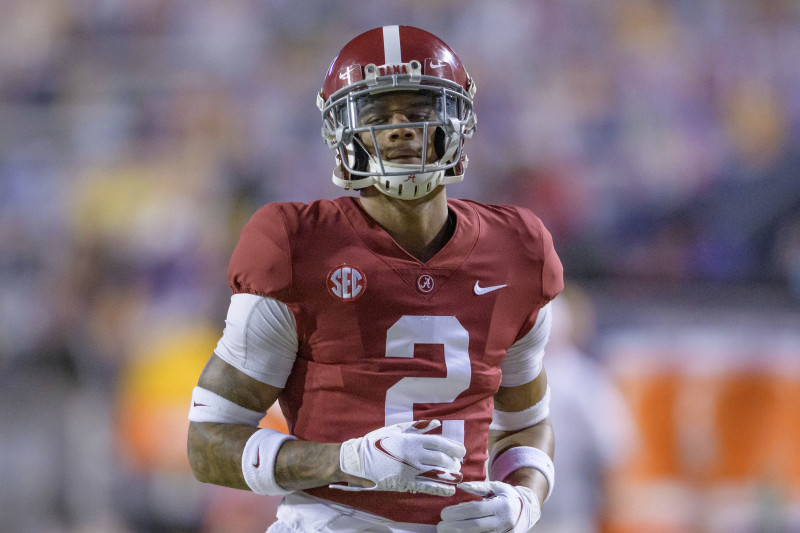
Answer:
227 196 563 524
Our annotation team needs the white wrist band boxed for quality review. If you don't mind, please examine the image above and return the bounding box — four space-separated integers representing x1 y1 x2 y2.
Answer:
241 428 297 496
490 446 554 502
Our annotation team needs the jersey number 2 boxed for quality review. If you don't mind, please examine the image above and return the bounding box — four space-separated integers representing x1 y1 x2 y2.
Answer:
384 315 471 445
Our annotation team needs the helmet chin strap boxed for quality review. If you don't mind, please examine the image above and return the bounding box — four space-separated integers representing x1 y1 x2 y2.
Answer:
331 155 466 199
366 157 445 200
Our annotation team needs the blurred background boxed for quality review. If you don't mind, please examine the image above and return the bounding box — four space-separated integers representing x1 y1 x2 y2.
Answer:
1 0 799 532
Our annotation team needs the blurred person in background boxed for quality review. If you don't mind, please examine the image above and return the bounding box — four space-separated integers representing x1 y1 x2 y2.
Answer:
533 286 638 533
187 25 563 532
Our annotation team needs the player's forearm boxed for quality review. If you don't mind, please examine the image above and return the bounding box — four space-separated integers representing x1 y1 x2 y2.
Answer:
187 421 365 492
488 418 555 505
503 465 550 508
188 421 257 489
274 439 365 490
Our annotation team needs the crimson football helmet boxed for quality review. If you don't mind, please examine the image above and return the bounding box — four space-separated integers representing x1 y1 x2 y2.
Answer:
317 25 477 200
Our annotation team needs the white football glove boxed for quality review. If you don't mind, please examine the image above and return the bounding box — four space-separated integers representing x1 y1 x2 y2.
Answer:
437 481 541 533
329 420 466 496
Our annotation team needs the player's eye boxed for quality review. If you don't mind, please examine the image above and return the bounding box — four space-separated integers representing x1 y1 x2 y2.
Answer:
361 114 385 125
408 107 436 122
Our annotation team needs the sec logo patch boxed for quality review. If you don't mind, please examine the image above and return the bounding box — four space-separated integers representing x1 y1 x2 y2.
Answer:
327 265 366 301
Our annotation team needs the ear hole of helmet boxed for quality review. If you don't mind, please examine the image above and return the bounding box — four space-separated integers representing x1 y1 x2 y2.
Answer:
434 127 446 161
353 140 370 172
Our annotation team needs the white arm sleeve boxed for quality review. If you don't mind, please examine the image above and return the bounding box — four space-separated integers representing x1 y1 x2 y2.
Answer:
214 293 298 388
499 302 552 387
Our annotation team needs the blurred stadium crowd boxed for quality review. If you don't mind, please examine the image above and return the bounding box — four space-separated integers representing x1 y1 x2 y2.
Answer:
1 1 799 532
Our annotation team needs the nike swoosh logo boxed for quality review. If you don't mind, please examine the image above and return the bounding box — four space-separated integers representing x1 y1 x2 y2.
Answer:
474 281 508 295
192 401 207 407
253 448 260 468
374 438 415 468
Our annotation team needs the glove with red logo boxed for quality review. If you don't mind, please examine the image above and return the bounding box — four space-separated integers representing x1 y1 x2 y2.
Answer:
330 420 466 496
437 481 541 532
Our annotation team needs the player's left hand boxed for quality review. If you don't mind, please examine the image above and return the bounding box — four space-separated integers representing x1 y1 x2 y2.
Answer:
437 480 541 533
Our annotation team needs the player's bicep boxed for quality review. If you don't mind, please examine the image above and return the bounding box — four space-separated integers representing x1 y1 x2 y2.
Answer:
214 293 299 388
491 302 553 433
197 354 282 413
191 292 299 417
489 371 553 455
494 368 548 413
499 302 552 388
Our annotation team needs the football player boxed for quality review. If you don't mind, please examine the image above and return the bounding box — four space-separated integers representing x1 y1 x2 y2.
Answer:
188 25 563 532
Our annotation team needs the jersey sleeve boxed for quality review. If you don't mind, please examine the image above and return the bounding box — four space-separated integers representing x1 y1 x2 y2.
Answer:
504 207 563 351
228 203 293 300
515 207 564 307
538 216 564 305
498 209 562 391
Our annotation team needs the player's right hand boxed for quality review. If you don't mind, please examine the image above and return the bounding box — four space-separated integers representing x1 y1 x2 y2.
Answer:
329 419 466 496
437 481 541 532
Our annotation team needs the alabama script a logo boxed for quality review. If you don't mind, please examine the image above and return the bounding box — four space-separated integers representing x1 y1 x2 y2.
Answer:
417 274 434 293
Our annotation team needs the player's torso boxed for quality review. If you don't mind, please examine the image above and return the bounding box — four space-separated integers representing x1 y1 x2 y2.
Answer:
270 197 544 523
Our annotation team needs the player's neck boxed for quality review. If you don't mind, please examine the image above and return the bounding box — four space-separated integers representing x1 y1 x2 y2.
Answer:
359 186 453 262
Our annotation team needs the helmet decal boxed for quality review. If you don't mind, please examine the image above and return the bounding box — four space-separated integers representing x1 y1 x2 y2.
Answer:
382 25 402 65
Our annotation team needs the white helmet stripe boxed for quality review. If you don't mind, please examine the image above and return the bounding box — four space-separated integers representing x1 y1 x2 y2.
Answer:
382 25 402 65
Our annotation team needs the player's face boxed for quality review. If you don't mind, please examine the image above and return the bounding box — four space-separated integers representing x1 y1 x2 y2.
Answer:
357 91 439 164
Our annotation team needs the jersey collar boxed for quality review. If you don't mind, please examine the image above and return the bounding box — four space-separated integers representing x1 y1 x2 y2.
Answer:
335 196 480 269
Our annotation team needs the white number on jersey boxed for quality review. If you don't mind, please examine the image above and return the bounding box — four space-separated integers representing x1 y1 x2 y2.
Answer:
384 315 471 445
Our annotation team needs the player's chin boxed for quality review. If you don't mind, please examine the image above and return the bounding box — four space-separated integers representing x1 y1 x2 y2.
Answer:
390 157 422 164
